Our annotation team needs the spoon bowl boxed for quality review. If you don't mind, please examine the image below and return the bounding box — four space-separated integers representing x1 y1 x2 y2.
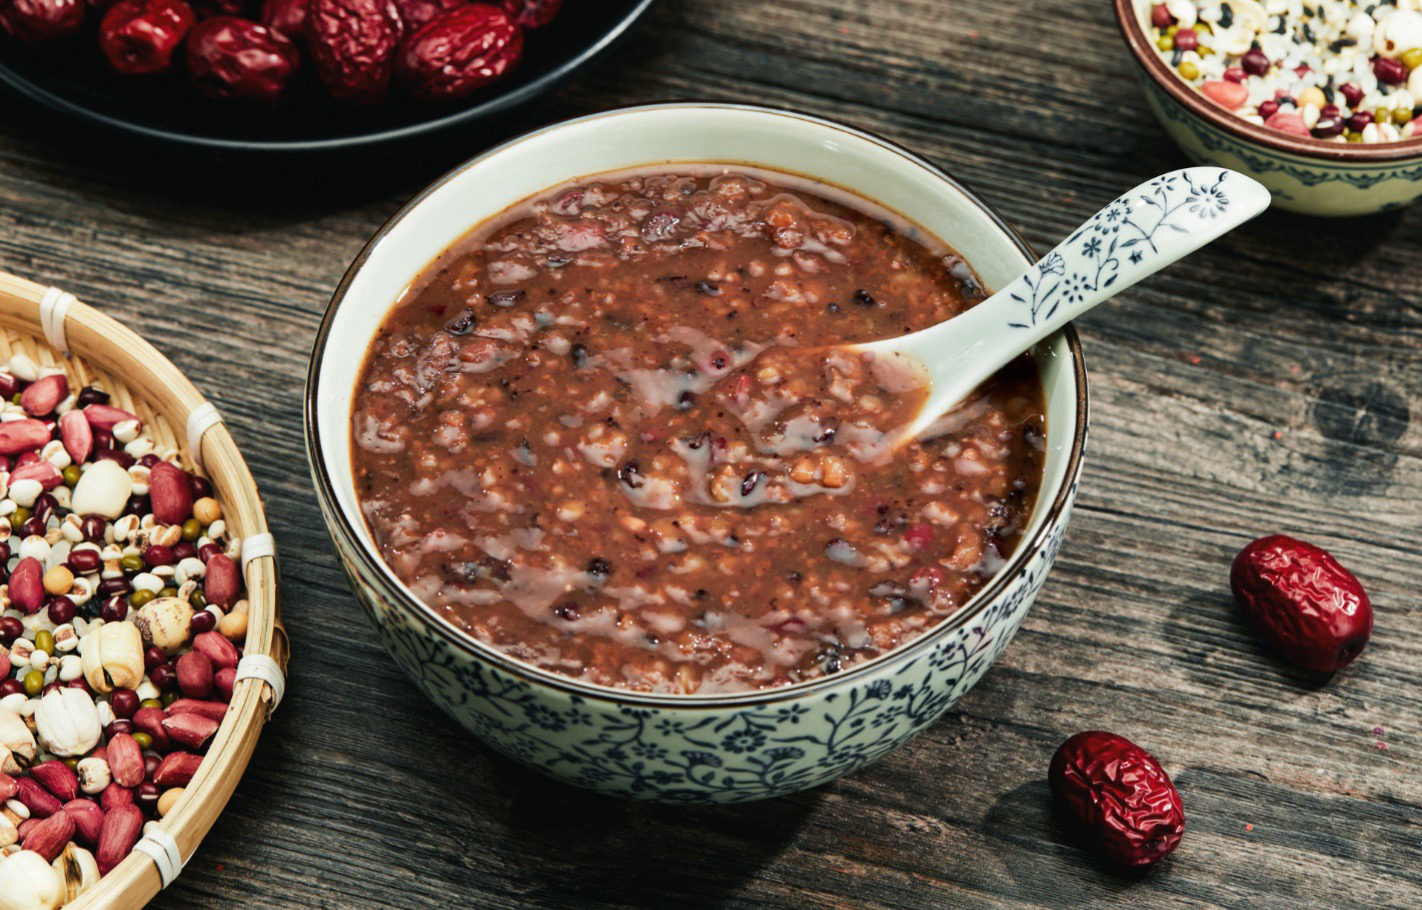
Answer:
856 167 1271 442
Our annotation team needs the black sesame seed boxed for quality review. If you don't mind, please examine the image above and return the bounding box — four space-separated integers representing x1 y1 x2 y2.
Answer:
852 289 876 307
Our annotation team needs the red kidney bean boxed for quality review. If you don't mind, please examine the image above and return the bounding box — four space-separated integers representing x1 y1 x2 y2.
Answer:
47 596 76 625
0 616 22 643
74 386 110 409
149 663 176 690
101 596 129 623
124 494 149 515
93 448 135 469
103 719 134 740
143 753 160 779
1374 56 1407 86
190 609 216 634
189 475 213 499
136 780 161 810
20 516 46 538
0 374 18 399
198 543 223 563
1230 534 1373 673
81 515 108 542
97 577 133 597
144 647 166 672
143 544 177 567
31 493 56 524
110 688 139 719
92 429 114 451
68 548 101 573
1050 730 1185 867
0 678 22 698
173 541 198 561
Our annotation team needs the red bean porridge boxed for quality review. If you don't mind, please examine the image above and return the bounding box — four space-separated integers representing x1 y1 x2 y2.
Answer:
351 166 1046 694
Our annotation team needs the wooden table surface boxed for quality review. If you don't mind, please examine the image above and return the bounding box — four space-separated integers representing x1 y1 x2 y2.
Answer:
2 0 1419 907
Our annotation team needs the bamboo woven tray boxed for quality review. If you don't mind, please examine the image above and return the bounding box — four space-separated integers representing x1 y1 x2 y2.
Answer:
0 271 288 909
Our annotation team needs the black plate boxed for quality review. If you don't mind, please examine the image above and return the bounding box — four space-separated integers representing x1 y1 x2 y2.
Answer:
0 0 654 157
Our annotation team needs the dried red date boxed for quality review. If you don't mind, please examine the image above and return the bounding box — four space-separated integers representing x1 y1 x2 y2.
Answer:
1049 730 1185 867
306 0 403 103
191 0 245 15
392 0 458 31
186 16 300 101
499 0 555 28
99 0 196 74
257 0 304 39
395 3 521 100
1230 534 1372 673
0 0 84 41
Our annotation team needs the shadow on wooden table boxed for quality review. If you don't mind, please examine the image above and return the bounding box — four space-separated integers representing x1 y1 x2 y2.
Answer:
483 750 819 908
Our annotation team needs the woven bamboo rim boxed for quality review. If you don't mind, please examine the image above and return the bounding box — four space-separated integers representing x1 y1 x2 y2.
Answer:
0 271 288 908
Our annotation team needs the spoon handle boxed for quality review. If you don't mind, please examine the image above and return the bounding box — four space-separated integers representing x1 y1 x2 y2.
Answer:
875 167 1270 431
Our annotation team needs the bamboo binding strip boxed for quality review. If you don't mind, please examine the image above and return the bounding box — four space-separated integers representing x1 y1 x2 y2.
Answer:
0 271 289 909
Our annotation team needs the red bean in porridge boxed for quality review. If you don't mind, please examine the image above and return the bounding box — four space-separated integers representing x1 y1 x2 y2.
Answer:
351 166 1046 694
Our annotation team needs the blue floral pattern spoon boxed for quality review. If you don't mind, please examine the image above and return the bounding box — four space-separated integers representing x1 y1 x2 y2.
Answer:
855 167 1271 441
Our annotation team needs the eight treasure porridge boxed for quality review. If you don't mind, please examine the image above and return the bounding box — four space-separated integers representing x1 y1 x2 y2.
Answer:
350 166 1046 694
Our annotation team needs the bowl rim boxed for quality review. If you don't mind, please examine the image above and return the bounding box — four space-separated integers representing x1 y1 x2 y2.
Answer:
304 101 1089 708
1113 0 1422 161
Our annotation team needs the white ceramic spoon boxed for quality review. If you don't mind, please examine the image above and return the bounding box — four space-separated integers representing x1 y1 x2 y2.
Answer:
855 167 1271 441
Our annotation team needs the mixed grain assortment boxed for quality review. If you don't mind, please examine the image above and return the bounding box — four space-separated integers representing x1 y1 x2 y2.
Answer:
0 357 248 907
352 167 1046 695
1149 0 1422 142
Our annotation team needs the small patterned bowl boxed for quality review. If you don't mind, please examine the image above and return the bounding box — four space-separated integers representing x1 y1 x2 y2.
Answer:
1115 0 1422 216
305 103 1089 803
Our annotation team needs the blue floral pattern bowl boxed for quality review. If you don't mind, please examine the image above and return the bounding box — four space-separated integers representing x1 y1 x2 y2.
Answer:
305 104 1089 803
1115 0 1422 216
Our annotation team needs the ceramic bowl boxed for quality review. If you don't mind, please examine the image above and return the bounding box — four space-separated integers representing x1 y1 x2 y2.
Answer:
305 103 1089 803
1115 0 1422 216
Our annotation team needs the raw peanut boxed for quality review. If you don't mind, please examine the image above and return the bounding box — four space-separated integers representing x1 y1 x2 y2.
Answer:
192 630 240 669
152 752 202 787
20 808 74 862
81 404 139 433
214 666 236 702
59 411 92 465
15 777 64 818
161 712 220 750
11 460 63 491
148 461 193 525
19 373 68 418
1049 730 1185 867
131 707 171 752
29 760 79 802
176 650 214 698
1230 535 1373 673
9 556 45 614
106 733 144 788
99 783 133 812
96 803 143 874
203 554 241 609
62 798 103 845
165 699 229 721
0 418 53 455
0 771 16 802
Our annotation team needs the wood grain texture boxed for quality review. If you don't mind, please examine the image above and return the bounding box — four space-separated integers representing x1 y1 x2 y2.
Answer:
1 0 1419 906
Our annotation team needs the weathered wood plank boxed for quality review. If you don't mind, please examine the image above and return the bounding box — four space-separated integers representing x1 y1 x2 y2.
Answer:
0 0 1418 906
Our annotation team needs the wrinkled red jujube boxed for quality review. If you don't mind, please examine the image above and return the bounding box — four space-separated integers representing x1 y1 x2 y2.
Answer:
499 0 556 28
258 0 306 40
1049 730 1185 867
0 0 84 41
1230 534 1372 673
190 0 245 16
306 0 403 103
186 16 300 101
391 0 457 30
99 0 196 74
396 3 521 100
